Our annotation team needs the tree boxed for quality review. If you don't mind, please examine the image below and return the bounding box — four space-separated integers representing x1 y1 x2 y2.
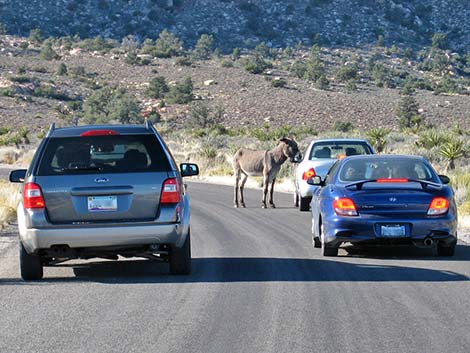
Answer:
165 77 194 104
396 95 421 129
431 32 449 50
29 28 44 45
154 30 183 58
0 23 7 35
193 34 214 60
40 41 59 60
147 76 169 99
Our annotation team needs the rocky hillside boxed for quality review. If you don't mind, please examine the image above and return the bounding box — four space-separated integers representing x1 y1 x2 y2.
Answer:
1 0 470 51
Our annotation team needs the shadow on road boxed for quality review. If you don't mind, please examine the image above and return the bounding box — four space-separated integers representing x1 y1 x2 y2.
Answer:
2 245 468 285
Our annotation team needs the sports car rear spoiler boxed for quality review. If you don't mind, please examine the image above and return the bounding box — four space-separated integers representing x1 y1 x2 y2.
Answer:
345 179 442 190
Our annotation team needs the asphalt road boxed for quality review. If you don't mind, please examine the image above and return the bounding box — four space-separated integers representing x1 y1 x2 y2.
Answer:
1 182 469 353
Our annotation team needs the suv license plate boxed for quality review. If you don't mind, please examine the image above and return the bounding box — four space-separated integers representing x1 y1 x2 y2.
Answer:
88 196 117 212
381 225 406 237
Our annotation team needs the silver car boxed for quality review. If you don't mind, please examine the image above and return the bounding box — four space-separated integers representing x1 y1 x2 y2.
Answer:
294 138 375 211
10 122 199 280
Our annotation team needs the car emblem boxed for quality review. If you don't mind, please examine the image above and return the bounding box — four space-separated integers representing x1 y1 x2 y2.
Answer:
389 197 397 202
94 177 109 183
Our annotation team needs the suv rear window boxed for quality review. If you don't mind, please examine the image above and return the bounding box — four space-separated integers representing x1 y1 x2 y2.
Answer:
37 134 171 175
310 141 373 160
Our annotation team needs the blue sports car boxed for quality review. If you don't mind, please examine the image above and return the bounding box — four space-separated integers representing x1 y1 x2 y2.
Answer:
309 155 457 257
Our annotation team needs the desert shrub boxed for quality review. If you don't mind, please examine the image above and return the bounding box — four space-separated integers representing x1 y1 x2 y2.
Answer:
8 75 37 84
345 80 357 92
31 66 48 73
18 127 30 144
147 76 169 99
57 63 68 76
220 59 234 68
254 42 275 59
165 77 193 104
188 102 223 129
366 128 390 153
192 34 214 60
0 23 7 35
333 121 354 132
434 75 461 94
335 64 359 82
0 88 15 97
290 61 308 79
69 66 87 77
371 63 395 88
199 143 218 160
78 36 114 52
244 55 272 74
34 84 71 100
40 42 59 60
271 78 287 88
174 56 193 66
153 30 183 58
232 47 241 61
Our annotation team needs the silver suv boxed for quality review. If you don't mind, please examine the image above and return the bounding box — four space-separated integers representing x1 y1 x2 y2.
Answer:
10 122 199 280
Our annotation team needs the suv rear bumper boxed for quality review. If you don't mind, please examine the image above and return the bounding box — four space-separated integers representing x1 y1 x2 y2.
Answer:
19 222 188 254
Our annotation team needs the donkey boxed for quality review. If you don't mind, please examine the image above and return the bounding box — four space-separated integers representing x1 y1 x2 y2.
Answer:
233 137 302 208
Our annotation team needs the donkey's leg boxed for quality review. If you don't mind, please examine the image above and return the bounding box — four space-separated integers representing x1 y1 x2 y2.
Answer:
239 173 248 208
269 178 276 208
262 175 269 208
234 169 241 208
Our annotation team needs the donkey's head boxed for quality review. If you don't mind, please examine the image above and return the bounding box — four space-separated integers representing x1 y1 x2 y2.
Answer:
280 137 302 163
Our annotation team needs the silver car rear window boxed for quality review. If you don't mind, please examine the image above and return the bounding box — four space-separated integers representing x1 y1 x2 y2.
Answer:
309 141 373 160
37 134 171 175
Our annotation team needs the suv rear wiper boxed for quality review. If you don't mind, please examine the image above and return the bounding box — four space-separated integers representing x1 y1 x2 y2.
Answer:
345 179 442 190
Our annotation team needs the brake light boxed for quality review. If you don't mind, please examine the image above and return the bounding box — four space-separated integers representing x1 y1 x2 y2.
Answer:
333 198 358 216
80 130 119 136
302 168 316 180
23 183 45 209
427 197 449 216
376 178 409 183
161 178 181 204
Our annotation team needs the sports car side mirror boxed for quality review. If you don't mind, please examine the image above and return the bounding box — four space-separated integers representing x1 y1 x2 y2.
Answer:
438 175 450 184
307 176 324 186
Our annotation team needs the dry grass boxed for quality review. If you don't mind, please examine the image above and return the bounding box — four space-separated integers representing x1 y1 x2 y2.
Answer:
0 180 21 228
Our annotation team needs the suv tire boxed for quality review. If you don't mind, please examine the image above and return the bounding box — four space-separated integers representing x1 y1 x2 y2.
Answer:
20 242 43 280
170 230 191 275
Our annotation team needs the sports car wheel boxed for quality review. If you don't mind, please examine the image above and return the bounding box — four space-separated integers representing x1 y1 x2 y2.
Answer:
437 243 455 257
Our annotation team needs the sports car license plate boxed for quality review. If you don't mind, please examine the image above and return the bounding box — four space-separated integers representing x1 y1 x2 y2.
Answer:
87 196 117 212
381 225 406 237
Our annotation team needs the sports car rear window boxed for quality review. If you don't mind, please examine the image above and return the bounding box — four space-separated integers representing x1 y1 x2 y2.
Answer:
37 134 171 175
339 159 436 182
310 141 373 160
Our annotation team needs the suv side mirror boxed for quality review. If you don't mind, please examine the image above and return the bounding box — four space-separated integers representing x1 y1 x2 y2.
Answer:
9 169 27 183
438 174 450 184
180 163 199 177
307 176 324 186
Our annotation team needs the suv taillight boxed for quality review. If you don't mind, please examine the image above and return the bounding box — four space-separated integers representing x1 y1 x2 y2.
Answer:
161 178 181 204
427 197 449 216
23 183 45 209
302 168 316 180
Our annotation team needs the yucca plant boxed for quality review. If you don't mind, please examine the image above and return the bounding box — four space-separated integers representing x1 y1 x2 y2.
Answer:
366 128 390 153
439 139 467 170
18 127 30 144
415 129 451 149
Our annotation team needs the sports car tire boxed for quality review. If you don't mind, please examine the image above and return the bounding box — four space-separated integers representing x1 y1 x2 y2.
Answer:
437 243 455 257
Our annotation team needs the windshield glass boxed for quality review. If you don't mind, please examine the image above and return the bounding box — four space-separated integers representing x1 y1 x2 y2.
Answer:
309 141 373 160
37 134 171 175
338 158 437 182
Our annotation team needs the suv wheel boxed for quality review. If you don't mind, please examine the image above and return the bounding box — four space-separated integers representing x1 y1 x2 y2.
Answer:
19 242 43 280
299 196 311 212
170 230 191 275
294 192 299 208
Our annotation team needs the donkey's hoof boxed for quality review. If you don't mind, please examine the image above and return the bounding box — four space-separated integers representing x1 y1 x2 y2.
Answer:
234 204 239 208
240 203 246 208
261 204 267 209
270 204 276 208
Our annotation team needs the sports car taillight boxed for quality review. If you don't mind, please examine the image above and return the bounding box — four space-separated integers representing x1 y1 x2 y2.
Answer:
23 183 45 209
376 178 409 183
427 197 449 216
161 178 182 204
302 168 316 180
333 198 358 216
